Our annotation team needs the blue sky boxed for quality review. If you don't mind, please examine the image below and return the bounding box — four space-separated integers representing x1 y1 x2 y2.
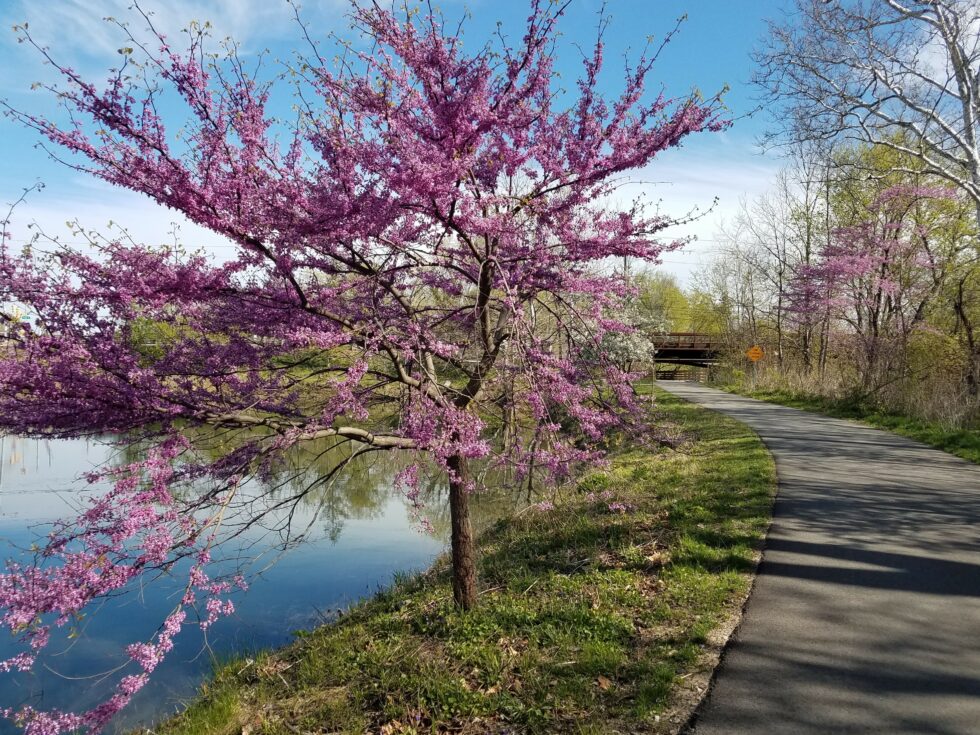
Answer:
0 0 791 285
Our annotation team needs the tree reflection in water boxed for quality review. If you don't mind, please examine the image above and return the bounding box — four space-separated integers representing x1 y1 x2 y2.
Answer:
111 426 536 585
0 431 537 731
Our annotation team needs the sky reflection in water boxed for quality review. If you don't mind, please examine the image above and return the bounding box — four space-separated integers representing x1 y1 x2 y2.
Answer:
0 434 462 732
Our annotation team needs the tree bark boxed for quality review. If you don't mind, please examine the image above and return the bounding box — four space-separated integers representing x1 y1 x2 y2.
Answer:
953 276 980 397
447 454 478 610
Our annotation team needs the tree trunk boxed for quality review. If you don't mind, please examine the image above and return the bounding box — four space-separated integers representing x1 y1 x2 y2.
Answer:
800 323 812 373
818 308 831 380
447 454 478 610
954 276 980 397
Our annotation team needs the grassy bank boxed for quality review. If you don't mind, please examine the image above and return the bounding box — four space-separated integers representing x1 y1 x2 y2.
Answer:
718 384 980 465
152 390 775 735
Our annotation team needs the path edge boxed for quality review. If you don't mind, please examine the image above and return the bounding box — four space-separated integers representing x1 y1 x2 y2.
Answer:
666 388 780 734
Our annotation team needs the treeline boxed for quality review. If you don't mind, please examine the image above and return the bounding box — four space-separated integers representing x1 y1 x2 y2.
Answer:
651 0 980 430
687 142 980 428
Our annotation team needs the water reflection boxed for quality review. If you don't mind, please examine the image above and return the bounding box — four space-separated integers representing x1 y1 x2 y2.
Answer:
0 434 527 732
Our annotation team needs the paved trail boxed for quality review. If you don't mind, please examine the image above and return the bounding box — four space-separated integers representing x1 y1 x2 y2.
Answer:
658 382 980 735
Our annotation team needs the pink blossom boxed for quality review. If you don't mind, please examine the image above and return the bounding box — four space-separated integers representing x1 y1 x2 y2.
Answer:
607 501 636 514
0 1 725 729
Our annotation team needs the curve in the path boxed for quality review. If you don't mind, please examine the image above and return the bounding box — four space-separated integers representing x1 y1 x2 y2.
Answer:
658 382 980 735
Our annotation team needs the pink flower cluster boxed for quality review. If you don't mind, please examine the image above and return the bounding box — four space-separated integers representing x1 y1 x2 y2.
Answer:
584 490 635 514
0 440 242 734
784 183 961 346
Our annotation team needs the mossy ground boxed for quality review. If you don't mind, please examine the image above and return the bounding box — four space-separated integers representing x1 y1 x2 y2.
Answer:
720 385 980 465
149 389 775 735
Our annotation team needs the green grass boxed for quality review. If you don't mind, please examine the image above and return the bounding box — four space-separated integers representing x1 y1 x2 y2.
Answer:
151 390 775 735
720 385 980 465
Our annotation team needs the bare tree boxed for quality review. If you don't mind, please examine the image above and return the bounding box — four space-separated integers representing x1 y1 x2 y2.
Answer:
756 1 980 223
712 147 835 371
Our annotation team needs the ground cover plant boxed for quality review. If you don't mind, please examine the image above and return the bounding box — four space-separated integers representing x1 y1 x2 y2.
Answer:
150 389 776 735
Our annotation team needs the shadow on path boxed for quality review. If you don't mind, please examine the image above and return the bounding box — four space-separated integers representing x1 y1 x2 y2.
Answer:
658 382 980 735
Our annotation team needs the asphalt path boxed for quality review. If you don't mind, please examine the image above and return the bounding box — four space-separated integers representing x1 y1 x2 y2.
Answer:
657 382 980 735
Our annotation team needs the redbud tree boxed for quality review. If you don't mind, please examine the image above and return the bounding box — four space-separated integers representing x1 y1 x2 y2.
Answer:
784 183 961 388
0 2 723 731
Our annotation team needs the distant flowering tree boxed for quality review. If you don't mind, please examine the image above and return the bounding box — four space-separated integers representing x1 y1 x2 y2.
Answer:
784 183 960 388
0 2 724 731
580 302 658 373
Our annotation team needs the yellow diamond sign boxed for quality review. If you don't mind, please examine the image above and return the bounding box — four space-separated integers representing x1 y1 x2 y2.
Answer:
746 345 764 362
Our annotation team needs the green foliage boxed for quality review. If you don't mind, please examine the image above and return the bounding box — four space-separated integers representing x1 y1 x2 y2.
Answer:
150 390 776 735
632 271 691 333
906 330 967 378
685 290 730 336
127 316 184 363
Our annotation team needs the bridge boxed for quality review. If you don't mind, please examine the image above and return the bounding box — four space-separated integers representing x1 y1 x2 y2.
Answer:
650 332 721 377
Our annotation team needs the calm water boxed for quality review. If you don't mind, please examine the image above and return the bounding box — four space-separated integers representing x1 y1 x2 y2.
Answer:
0 435 518 732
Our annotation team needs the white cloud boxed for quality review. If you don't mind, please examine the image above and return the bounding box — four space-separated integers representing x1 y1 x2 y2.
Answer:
7 0 345 53
611 143 782 285
8 178 237 261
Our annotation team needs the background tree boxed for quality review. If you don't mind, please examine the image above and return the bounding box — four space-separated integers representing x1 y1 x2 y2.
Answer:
0 3 723 731
788 179 962 391
633 271 690 334
699 139 978 422
756 0 980 387
756 0 980 223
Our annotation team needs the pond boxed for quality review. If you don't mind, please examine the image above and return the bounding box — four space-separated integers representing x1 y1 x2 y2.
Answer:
0 434 528 732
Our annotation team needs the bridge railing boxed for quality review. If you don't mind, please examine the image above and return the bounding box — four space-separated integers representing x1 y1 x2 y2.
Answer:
649 332 719 349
